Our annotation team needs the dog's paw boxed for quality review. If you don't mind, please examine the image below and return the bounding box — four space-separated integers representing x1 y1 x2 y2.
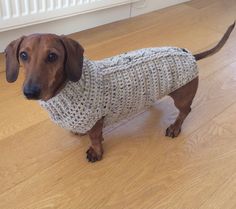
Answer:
165 125 181 138
86 147 103 163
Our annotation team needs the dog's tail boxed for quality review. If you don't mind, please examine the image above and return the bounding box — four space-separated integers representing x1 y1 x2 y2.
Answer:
194 22 235 61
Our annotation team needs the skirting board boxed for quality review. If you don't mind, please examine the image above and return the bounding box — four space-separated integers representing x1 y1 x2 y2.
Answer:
131 0 189 17
0 0 189 53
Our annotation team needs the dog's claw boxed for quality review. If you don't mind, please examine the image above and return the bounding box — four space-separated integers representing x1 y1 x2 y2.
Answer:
86 147 102 162
165 125 181 138
71 131 87 136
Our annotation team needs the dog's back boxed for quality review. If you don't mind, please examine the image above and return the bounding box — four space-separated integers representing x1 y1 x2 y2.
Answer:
95 47 198 126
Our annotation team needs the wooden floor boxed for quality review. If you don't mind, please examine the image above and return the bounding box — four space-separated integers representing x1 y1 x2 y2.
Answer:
1 0 236 208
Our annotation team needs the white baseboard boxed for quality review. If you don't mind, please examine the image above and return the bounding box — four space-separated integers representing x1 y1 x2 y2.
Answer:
0 0 189 52
131 0 189 17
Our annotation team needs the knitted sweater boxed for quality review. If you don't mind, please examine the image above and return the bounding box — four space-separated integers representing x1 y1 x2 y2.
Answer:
39 47 198 134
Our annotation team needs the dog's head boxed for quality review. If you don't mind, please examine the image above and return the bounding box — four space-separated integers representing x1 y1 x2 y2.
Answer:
5 34 84 101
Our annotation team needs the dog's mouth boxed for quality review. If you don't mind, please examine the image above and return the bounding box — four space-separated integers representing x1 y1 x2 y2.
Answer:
24 93 41 100
24 94 40 100
24 91 54 101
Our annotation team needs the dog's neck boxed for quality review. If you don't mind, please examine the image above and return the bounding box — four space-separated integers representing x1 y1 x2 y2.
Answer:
46 58 91 101
52 77 68 99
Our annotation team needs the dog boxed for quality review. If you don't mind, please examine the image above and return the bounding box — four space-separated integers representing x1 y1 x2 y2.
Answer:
4 22 235 162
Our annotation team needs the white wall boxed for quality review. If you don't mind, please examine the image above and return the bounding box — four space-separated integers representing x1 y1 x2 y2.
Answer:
0 0 189 52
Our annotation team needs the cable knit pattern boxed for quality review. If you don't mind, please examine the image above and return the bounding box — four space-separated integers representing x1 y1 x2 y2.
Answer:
39 47 198 133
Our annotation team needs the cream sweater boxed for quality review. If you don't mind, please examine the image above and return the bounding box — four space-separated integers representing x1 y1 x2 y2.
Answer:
39 47 198 133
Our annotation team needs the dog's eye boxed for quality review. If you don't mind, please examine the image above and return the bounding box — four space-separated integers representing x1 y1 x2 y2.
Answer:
20 51 28 61
47 53 58 62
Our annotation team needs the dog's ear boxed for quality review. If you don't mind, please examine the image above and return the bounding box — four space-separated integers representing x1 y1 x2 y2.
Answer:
5 36 25 83
60 36 84 82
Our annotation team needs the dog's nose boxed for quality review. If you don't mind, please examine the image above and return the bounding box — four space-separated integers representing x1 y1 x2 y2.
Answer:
23 85 41 100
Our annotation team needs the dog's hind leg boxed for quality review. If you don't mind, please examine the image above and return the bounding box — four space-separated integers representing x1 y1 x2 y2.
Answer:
165 77 198 138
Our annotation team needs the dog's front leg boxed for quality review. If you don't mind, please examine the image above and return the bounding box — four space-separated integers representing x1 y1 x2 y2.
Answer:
86 117 104 162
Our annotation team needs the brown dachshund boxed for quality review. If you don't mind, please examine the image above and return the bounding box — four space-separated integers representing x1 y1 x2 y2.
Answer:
5 22 235 162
